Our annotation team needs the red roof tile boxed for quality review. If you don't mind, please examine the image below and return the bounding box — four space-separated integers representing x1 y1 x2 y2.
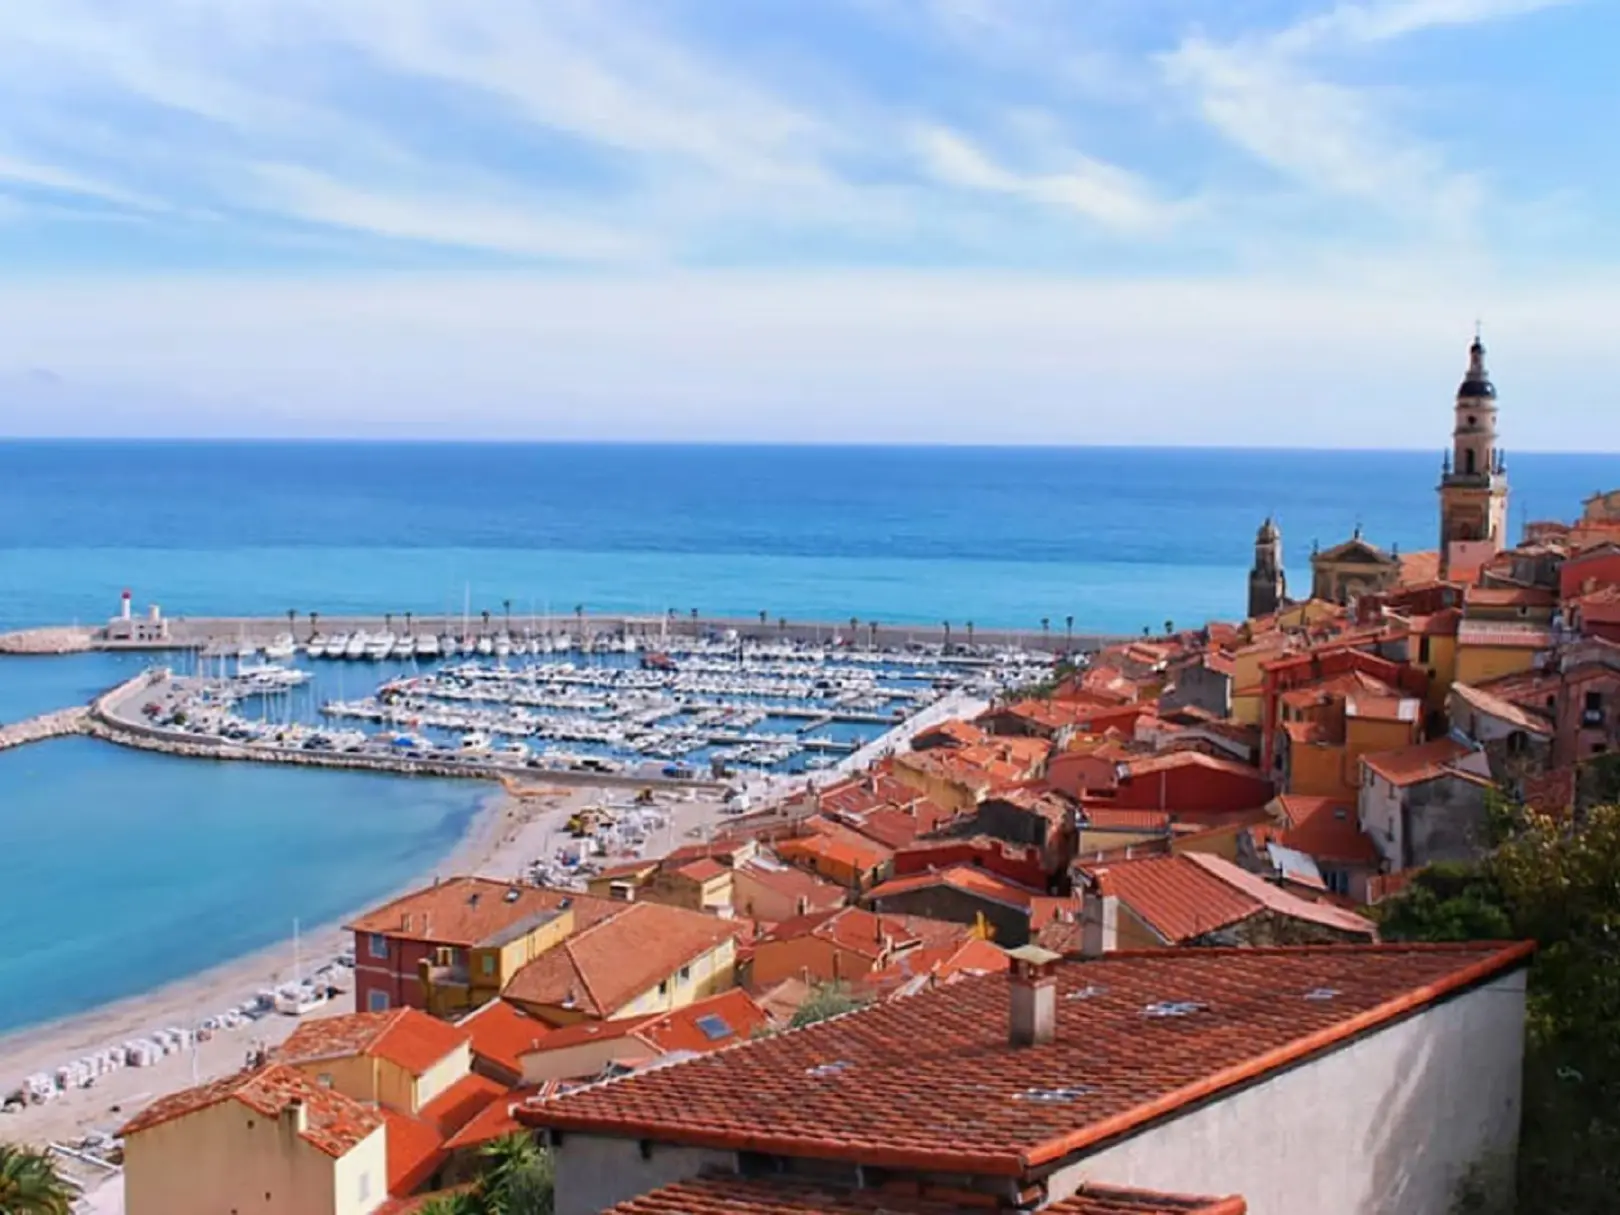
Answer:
676 857 731 884
457 999 555 1078
1449 682 1554 737
1273 796 1381 866
525 988 770 1058
599 1177 1244 1214
383 1108 447 1197
502 901 739 1017
521 943 1531 1176
732 854 847 909
281 1008 469 1078
867 865 1045 914
416 1072 508 1139
346 877 623 946
120 1063 383 1158
1082 853 1373 944
441 1085 545 1151
777 830 892 875
1360 738 1488 788
860 937 1011 1000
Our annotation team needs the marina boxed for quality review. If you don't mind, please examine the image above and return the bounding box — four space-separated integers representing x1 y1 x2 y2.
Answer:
90 631 1053 780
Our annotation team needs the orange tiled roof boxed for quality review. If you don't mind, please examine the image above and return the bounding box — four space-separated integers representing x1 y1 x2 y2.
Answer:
457 999 555 1078
1083 853 1373 944
756 906 965 960
524 988 770 1057
280 1008 468 1078
501 901 739 1017
1123 751 1265 781
415 1071 509 1139
521 943 1531 1175
383 1108 448 1197
733 853 847 905
867 864 1046 914
1456 621 1554 649
599 1177 1245 1214
1399 549 1442 586
778 828 893 874
1465 585 1557 610
909 718 989 749
119 1062 382 1158
1449 682 1553 737
675 857 731 884
1080 807 1173 833
441 1084 543 1151
346 877 622 946
1360 738 1487 788
1273 796 1380 866
860 936 1011 1000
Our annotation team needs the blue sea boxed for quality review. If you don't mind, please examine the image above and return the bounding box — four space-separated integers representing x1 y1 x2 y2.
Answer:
1 441 1615 1037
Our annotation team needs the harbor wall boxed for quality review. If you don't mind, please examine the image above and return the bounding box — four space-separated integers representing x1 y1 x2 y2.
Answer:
79 613 1121 654
0 706 90 752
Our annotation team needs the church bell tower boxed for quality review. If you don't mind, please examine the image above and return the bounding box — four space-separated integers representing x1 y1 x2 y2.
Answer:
1438 330 1510 579
1248 516 1286 619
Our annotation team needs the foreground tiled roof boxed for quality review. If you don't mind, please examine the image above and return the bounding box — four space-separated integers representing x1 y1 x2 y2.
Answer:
120 1062 382 1157
416 1072 509 1138
522 943 1530 1176
281 1008 468 1077
346 876 623 945
502 901 739 1017
441 1084 547 1151
383 1108 448 1196
599 1176 1245 1214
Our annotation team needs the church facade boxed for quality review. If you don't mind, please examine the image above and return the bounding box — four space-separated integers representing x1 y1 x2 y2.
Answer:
1245 333 1512 616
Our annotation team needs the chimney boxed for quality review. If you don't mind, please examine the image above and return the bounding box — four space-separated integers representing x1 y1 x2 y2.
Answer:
1006 945 1061 1047
1080 885 1118 958
283 1097 307 1135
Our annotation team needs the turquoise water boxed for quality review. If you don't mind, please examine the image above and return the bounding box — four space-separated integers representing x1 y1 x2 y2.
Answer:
0 736 482 1034
1 441 1616 1036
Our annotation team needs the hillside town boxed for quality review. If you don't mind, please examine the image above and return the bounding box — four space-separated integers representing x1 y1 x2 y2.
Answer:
92 339 1620 1213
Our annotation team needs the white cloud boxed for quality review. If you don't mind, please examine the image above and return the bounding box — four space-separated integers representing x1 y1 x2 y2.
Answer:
0 150 168 212
247 164 651 262
1276 0 1575 50
914 126 1188 235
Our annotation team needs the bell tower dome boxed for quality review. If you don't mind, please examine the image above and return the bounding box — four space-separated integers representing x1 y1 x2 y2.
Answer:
1438 328 1510 579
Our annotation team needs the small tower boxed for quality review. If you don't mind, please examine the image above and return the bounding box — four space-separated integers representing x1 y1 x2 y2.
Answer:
1438 329 1510 578
1248 516 1286 619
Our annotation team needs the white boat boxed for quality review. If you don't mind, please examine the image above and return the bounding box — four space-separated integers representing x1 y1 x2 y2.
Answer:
416 635 441 659
476 636 494 657
392 636 417 659
493 634 512 660
497 740 529 761
324 633 351 659
344 633 368 660
460 730 492 754
273 982 328 1017
264 634 297 661
365 633 395 661
438 633 458 657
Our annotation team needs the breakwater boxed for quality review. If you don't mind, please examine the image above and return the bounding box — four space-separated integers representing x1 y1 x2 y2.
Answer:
0 707 90 751
0 627 95 655
75 612 1116 654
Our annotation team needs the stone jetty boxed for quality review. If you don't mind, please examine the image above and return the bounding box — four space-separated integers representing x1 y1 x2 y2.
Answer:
0 627 95 655
0 706 90 751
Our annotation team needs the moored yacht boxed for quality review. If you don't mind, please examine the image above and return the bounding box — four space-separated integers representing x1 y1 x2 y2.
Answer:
344 632 368 660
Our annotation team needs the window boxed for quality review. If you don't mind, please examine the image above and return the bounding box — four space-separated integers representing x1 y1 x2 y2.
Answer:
1586 691 1603 712
368 989 390 1012
358 1172 371 1203
1465 449 1476 474
481 954 496 977
1324 869 1350 896
678 964 691 982
658 979 669 996
1418 636 1431 663
368 933 388 959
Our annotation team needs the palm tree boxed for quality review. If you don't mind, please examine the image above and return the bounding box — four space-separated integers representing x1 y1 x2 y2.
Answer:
1164 619 1175 636
385 612 393 635
778 616 787 637
942 621 951 650
308 610 319 638
481 1134 554 1214
0 1143 75 1215
404 610 413 638
966 620 974 647
1065 614 1074 648
759 609 768 629
480 608 491 637
1041 617 1051 648
849 616 859 646
503 598 513 633
285 608 296 638
868 620 879 648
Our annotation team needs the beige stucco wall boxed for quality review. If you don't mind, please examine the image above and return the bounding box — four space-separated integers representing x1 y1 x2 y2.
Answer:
124 1098 386 1215
414 1041 472 1109
616 939 737 1017
521 1036 650 1085
1053 972 1526 1215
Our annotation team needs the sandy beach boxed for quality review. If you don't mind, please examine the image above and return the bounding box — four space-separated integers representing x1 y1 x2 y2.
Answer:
0 776 737 1157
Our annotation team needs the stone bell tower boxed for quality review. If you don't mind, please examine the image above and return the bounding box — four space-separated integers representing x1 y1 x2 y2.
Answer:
1248 516 1286 619
1438 329 1510 579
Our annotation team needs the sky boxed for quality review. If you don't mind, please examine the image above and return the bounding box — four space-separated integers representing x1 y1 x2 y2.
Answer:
0 0 1617 447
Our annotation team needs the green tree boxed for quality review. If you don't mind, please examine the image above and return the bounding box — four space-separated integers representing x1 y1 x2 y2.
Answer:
479 1133 554 1215
1380 801 1620 1213
0 1143 75 1215
789 982 868 1029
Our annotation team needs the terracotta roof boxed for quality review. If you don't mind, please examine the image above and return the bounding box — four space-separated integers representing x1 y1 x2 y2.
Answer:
502 901 739 1017
441 1084 545 1151
1360 738 1487 788
457 999 555 1078
1449 682 1553 737
1403 607 1462 637
280 1008 468 1078
1080 808 1173 834
860 937 1011 1000
1399 549 1442 586
599 1177 1245 1214
120 1063 382 1158
521 943 1531 1175
415 1071 509 1138
676 857 731 884
1123 751 1265 781
733 855 846 908
1273 796 1380 866
867 864 1045 914
1278 669 1398 709
1082 853 1373 944
1465 585 1557 610
756 906 966 960
524 988 770 1058
1456 621 1554 649
383 1108 448 1197
908 719 987 749
346 877 622 946
777 830 892 875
